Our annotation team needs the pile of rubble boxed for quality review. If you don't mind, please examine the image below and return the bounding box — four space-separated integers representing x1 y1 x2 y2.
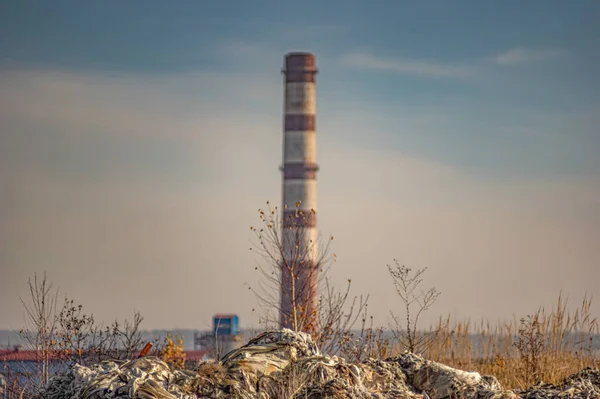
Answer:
515 368 600 399
39 329 600 399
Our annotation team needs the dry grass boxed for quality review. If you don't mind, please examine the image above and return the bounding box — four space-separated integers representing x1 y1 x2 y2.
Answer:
259 361 310 399
192 293 597 395
413 293 599 390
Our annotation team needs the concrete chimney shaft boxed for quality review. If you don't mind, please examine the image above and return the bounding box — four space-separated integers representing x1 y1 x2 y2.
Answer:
280 52 318 331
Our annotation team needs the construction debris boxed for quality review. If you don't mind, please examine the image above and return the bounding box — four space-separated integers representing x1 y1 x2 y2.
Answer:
515 368 600 399
39 329 600 399
41 357 199 399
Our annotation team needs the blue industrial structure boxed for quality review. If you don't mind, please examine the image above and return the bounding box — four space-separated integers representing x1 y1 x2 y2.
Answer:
194 314 243 358
212 314 239 336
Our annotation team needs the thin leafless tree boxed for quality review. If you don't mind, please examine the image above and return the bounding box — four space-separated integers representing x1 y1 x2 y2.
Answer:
249 201 368 353
18 272 60 391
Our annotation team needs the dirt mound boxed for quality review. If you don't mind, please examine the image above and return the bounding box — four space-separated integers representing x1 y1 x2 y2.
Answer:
39 329 599 399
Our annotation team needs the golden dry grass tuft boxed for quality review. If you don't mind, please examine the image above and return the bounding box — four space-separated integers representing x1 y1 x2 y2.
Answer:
416 293 599 389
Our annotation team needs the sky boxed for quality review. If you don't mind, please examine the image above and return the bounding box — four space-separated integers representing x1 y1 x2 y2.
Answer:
1 0 599 332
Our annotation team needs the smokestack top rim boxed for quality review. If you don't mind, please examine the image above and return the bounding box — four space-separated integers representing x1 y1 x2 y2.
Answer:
283 52 317 73
285 51 315 57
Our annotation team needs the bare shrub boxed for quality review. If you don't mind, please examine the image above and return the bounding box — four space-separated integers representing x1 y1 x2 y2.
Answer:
338 315 394 363
10 273 152 398
314 278 369 355
514 311 545 386
387 260 441 354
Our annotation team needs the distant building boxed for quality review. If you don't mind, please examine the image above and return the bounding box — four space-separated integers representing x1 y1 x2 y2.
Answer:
194 314 243 359
213 314 239 336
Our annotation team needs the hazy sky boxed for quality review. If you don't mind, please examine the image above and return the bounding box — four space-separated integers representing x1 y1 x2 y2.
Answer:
1 1 599 331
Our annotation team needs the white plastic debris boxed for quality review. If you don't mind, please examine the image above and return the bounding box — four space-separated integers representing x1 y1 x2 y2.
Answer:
39 329 599 399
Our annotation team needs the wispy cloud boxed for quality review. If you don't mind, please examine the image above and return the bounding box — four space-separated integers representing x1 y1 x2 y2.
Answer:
342 48 566 78
0 68 280 141
491 47 564 66
341 53 476 78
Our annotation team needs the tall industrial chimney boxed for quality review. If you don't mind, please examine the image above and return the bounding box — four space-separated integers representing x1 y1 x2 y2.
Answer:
280 52 318 331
